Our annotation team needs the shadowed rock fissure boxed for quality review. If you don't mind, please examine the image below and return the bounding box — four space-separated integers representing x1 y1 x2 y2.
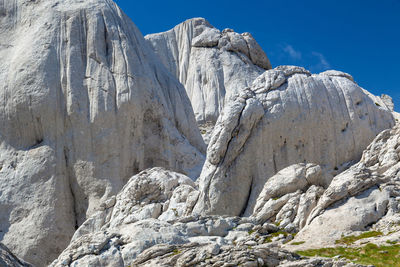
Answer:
240 177 253 216
64 147 79 230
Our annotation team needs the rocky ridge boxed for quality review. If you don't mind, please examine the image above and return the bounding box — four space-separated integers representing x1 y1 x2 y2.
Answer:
145 18 271 132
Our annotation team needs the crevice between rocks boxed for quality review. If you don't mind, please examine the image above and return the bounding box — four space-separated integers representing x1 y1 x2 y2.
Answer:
64 147 78 230
240 177 254 217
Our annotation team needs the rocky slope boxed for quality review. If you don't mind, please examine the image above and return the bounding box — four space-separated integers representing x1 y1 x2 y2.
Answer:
50 168 363 267
0 0 206 265
193 66 395 217
52 121 400 267
145 18 271 132
287 123 400 250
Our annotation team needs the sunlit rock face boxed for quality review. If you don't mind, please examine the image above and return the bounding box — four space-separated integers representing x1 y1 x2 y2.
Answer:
0 0 205 265
193 66 395 217
145 18 271 127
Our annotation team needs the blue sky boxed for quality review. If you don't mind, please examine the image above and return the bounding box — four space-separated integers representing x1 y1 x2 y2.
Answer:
115 0 400 111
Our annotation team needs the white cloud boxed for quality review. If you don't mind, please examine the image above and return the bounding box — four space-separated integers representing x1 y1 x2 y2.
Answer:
311 51 331 70
283 44 302 60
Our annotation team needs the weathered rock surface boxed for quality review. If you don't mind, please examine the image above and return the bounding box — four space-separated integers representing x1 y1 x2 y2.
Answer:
193 66 395 217
0 243 32 267
51 123 400 265
287 124 400 249
131 243 300 267
145 18 271 127
2 0 399 265
71 167 197 241
251 164 326 231
51 167 364 267
0 0 206 265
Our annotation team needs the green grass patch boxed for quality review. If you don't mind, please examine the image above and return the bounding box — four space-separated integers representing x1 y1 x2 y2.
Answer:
297 244 400 267
171 248 181 255
263 236 272 243
272 231 288 237
263 231 291 244
335 231 383 245
248 229 256 235
291 241 305 245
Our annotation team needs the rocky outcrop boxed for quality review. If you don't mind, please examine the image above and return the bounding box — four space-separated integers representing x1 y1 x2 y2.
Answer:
51 167 363 267
70 167 198 241
50 118 400 267
145 18 271 127
251 164 326 231
288 124 400 249
193 66 395 217
0 243 32 267
0 0 206 265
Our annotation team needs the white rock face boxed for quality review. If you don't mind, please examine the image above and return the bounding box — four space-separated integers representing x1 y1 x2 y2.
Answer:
193 66 395 217
71 167 197 242
0 0 206 265
251 164 326 231
145 18 271 125
288 124 400 249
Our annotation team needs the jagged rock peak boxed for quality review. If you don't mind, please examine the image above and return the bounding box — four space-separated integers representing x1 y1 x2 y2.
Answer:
193 65 396 217
145 17 271 126
149 17 271 70
0 0 205 265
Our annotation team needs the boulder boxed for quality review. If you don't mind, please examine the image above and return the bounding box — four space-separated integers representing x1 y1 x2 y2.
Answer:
250 164 326 231
0 0 205 265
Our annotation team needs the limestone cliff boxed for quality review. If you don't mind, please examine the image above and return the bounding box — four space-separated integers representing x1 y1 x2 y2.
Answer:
0 0 205 265
193 66 395 217
145 18 271 127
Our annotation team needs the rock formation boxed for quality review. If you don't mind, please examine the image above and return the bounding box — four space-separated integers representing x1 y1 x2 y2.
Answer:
1 0 399 265
193 66 395 217
251 163 326 231
0 0 205 265
51 118 399 267
0 243 32 267
50 168 362 267
145 18 271 133
287 123 400 249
